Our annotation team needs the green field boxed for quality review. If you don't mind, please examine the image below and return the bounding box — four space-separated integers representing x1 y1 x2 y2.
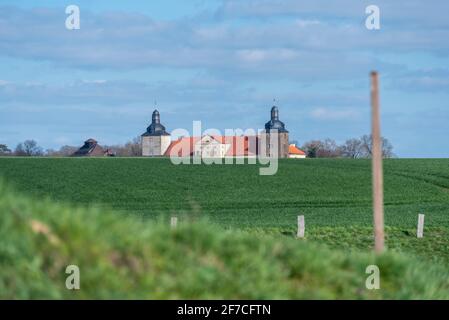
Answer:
1 158 449 264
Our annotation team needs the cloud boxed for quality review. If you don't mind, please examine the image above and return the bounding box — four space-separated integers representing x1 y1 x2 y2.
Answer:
389 69 449 92
295 19 321 27
310 107 361 120
217 0 449 28
1 3 447 82
0 76 365 116
81 79 107 84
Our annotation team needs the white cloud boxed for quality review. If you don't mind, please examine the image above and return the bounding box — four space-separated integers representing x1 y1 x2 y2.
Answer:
294 19 321 28
82 80 107 84
0 4 448 80
218 0 449 28
310 107 360 120
388 69 449 92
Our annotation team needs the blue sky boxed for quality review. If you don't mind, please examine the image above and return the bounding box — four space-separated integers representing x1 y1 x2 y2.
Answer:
1 0 449 157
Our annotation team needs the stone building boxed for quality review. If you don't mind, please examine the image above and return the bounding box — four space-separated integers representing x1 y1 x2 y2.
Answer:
141 105 302 159
141 110 171 156
164 135 258 158
260 106 289 158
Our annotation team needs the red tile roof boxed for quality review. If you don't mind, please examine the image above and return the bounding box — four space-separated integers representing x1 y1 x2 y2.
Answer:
288 145 306 155
164 137 197 157
164 135 259 157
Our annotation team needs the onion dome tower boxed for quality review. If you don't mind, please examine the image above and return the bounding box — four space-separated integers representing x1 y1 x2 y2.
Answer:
261 104 289 158
141 109 171 156
265 106 288 133
142 110 170 136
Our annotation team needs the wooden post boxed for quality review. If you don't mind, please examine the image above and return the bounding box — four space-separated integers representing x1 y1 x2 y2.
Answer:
371 71 385 254
417 214 425 238
171 216 178 228
297 215 305 238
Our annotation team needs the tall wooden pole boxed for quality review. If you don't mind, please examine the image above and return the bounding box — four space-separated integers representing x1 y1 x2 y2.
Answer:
371 71 385 254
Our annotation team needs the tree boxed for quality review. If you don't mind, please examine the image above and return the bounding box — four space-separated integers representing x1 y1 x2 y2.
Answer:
360 135 373 157
302 135 394 159
45 149 56 156
106 137 141 157
338 135 394 159
317 138 341 158
340 138 364 159
44 145 79 157
360 134 394 158
301 139 341 158
0 144 11 155
60 145 79 156
123 136 141 157
15 140 43 156
301 140 321 158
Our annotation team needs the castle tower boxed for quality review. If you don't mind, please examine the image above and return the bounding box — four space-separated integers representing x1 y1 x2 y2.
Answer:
260 105 289 158
141 110 171 156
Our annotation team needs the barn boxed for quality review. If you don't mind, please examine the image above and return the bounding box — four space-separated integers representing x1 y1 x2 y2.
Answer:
72 139 114 157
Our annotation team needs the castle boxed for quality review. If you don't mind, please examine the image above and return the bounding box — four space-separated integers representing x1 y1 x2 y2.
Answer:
141 106 305 158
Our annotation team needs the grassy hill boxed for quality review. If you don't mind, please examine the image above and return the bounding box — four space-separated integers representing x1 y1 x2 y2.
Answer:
1 158 449 264
2 180 449 299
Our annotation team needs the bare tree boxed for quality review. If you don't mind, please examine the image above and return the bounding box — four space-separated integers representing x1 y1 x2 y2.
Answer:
124 136 142 156
360 134 394 158
302 135 394 159
302 138 341 158
301 140 321 158
44 145 78 157
106 137 141 157
340 138 364 159
60 145 79 156
15 140 43 156
44 149 56 156
317 138 341 158
360 135 373 157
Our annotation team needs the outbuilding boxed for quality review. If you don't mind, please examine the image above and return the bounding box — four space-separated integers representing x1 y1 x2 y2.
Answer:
72 138 113 157
288 144 306 159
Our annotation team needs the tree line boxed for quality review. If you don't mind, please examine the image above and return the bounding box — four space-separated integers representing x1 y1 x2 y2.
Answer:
1 134 394 158
0 137 142 157
299 134 394 158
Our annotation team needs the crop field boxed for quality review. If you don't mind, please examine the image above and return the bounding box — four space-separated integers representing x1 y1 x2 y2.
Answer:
3 180 449 299
1 158 449 263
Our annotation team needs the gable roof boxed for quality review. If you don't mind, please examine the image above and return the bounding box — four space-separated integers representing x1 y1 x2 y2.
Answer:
198 135 222 145
288 144 306 156
73 138 106 157
164 135 259 157
164 137 198 157
220 136 258 157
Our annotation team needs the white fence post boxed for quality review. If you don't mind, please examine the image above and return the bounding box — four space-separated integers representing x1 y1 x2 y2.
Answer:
297 215 305 238
171 216 178 228
417 214 425 238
